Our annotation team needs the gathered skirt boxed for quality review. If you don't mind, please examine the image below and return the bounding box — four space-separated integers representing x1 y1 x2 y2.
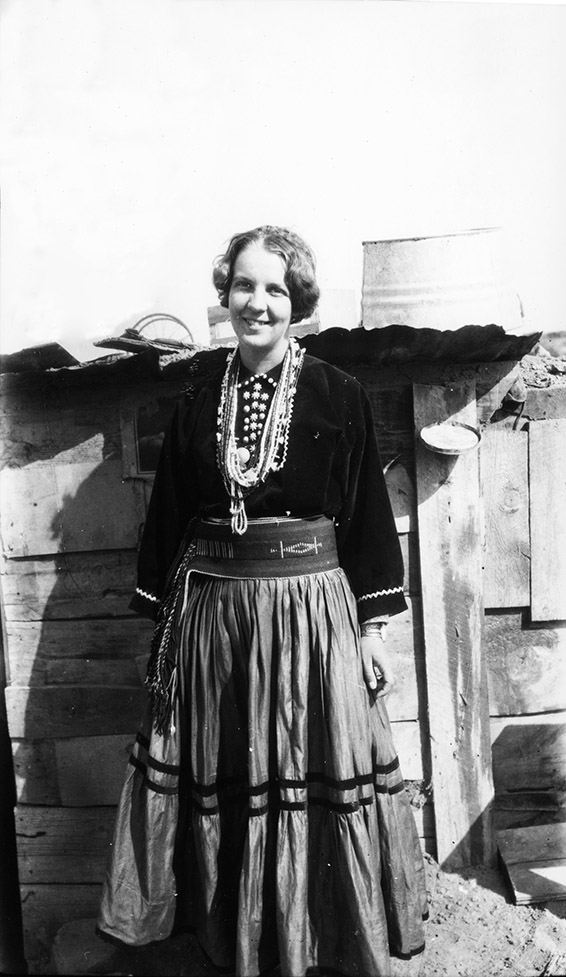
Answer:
98 563 428 977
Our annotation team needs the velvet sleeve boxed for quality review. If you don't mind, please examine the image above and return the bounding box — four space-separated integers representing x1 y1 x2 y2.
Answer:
129 399 199 620
334 383 407 622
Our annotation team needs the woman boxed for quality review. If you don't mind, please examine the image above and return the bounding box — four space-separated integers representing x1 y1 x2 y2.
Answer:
98 226 427 976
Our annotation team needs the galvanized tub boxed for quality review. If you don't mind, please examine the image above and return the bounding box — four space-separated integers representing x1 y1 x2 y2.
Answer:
361 228 523 331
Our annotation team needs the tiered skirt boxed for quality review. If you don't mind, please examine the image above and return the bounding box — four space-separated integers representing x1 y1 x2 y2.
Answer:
98 542 427 976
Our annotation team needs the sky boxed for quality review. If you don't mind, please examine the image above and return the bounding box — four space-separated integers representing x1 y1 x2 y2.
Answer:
1 0 565 361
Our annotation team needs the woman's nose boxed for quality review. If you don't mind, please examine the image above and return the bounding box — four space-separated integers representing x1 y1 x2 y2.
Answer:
247 287 267 312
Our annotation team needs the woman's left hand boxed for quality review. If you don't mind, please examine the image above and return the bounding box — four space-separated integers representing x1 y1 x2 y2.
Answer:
360 635 396 697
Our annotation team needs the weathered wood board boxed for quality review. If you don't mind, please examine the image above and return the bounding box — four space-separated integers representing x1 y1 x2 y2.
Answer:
390 721 426 782
356 361 521 440
373 596 425 722
474 362 521 425
491 712 566 792
412 802 434 851
399 532 419 596
19 883 103 966
12 734 135 806
363 379 414 461
4 618 154 687
484 612 566 716
529 419 566 621
414 381 495 869
1 549 139 621
0 406 121 469
6 685 147 739
480 428 530 608
493 788 566 832
385 460 417 533
15 806 116 885
42 658 144 687
498 823 566 904
0 459 146 557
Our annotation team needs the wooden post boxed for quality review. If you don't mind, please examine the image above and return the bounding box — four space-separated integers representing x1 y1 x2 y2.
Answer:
414 381 495 869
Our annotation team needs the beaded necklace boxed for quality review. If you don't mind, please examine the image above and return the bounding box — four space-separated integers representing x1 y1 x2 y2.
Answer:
236 370 279 449
216 339 305 534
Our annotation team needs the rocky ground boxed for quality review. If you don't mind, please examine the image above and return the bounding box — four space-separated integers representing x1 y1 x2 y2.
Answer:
43 853 566 977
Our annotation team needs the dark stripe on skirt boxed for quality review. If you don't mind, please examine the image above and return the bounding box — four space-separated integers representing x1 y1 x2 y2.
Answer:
190 758 401 798
129 755 179 795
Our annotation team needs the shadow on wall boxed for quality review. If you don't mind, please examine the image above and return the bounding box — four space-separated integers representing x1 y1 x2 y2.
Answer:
10 457 153 968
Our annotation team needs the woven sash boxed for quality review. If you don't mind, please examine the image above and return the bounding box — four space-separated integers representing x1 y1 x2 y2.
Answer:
190 515 339 578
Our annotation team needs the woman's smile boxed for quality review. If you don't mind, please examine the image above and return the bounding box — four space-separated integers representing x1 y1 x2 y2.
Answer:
228 243 292 370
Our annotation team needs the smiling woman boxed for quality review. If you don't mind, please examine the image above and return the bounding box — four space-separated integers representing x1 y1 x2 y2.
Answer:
97 225 428 977
213 225 321 328
226 244 294 372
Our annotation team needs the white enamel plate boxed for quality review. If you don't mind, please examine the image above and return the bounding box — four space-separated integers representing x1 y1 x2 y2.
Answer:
419 421 481 455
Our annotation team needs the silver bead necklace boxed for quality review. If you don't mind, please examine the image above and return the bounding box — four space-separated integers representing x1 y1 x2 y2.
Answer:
216 339 305 534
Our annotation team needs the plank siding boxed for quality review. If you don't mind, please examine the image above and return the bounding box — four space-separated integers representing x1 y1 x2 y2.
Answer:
6 685 147 739
19 883 103 966
373 596 424 723
480 429 530 609
485 611 566 716
414 381 495 869
0 460 146 557
529 419 566 621
16 806 116 885
385 461 417 533
1 550 139 621
491 712 566 792
12 735 135 806
3 341 565 969
4 618 153 687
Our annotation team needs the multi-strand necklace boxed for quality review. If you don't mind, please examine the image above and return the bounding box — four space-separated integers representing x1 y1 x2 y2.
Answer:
216 339 305 534
236 371 278 451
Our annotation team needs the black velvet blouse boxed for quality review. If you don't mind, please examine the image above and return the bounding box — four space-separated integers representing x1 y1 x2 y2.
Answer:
131 351 407 623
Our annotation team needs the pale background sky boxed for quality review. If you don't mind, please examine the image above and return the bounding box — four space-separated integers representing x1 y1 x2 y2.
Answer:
1 0 565 361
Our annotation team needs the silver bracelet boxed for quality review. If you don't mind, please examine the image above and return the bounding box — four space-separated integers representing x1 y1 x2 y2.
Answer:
360 621 387 636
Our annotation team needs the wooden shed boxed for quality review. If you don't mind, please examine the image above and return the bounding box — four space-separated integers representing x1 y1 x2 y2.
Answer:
1 324 565 968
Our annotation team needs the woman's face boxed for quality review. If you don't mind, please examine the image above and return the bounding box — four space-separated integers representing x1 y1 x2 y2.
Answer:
228 243 292 368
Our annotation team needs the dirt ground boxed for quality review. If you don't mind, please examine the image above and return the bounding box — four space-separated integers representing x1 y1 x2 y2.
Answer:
416 853 566 977
44 852 566 977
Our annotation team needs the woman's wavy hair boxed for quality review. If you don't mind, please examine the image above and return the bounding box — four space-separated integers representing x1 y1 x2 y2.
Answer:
212 225 320 325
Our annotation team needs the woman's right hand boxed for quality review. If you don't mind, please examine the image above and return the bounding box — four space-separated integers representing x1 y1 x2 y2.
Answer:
360 635 396 697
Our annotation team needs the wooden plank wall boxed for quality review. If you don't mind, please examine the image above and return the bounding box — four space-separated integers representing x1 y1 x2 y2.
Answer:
481 409 566 834
529 419 566 621
359 367 433 846
0 372 161 964
0 360 434 965
2 354 564 962
413 381 495 869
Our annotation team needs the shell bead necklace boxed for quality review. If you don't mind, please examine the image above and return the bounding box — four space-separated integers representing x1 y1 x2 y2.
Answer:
216 339 305 534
